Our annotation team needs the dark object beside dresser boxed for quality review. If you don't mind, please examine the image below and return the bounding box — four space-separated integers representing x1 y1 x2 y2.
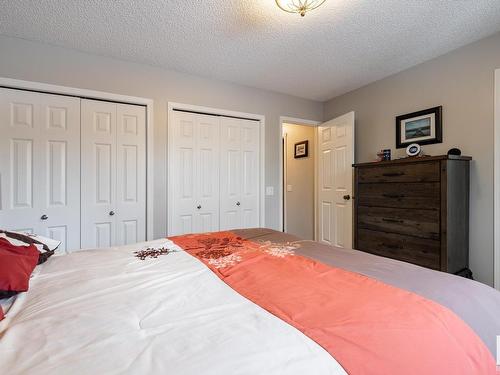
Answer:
353 155 471 276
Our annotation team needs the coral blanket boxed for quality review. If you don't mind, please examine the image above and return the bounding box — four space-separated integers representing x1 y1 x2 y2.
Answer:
171 231 497 375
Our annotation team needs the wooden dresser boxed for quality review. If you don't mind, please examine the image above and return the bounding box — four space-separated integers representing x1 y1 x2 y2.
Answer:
353 155 471 276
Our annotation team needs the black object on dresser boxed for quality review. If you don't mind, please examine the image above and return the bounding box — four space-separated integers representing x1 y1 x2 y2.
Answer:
353 155 472 277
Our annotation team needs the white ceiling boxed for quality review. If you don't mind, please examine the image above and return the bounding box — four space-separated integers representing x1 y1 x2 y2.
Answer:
1 0 500 101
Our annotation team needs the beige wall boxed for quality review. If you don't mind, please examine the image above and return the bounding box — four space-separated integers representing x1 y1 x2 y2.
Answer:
283 124 315 239
0 35 323 237
324 31 500 286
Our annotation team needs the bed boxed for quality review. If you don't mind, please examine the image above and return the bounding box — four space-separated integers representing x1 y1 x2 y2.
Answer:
1 228 499 374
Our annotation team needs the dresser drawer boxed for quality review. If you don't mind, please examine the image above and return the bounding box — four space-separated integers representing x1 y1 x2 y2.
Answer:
357 206 440 240
356 229 441 270
357 182 440 209
357 162 440 183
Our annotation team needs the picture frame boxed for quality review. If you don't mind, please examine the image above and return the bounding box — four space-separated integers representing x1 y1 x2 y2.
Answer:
294 140 308 158
396 106 442 148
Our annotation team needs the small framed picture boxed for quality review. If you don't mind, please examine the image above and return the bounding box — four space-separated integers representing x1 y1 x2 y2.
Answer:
396 106 442 148
294 140 308 158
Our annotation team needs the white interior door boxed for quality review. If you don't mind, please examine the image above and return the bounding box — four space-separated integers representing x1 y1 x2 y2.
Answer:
116 103 146 246
317 111 354 248
220 117 260 230
170 111 220 235
196 114 220 232
81 100 146 248
220 117 242 229
0 88 80 253
81 99 117 249
238 118 260 228
38 93 81 252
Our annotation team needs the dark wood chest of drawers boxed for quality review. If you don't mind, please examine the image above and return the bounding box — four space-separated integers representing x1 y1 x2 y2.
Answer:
353 155 471 274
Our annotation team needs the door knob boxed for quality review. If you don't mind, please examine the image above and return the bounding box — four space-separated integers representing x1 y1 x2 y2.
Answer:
343 194 351 201
197 205 202 210
236 201 241 206
40 214 48 220
109 211 115 216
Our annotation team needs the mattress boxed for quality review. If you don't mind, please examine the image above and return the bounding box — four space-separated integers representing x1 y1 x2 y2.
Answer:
0 228 498 374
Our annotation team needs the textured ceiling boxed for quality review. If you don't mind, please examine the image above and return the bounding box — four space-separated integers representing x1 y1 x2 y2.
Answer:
1 0 500 101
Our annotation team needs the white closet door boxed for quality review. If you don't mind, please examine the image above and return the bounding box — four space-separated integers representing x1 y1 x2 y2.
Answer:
0 88 80 252
170 111 219 235
38 94 81 252
115 104 146 246
171 111 197 235
196 114 220 232
239 119 260 228
220 117 242 229
0 89 41 233
220 117 260 230
81 99 117 249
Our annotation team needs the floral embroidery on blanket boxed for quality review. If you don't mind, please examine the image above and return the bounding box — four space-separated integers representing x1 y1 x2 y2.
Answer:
259 241 299 258
173 232 301 269
208 253 243 269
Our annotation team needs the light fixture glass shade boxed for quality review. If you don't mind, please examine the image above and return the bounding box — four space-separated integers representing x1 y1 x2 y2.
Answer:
275 0 326 17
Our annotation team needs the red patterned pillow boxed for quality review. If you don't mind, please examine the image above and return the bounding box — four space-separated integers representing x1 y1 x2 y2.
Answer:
0 230 59 264
0 238 39 299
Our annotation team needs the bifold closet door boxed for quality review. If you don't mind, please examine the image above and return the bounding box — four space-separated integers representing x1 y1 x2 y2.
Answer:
81 99 146 248
0 88 81 252
115 104 146 246
170 111 220 235
219 117 260 230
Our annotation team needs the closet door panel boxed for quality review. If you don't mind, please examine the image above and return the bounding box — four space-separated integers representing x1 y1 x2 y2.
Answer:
39 93 80 252
0 89 80 252
116 104 146 245
171 111 198 235
219 118 260 230
0 89 41 232
195 115 220 233
81 99 117 249
219 118 242 230
239 119 260 228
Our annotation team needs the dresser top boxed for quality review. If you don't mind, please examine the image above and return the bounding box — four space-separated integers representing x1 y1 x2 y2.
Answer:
353 154 472 167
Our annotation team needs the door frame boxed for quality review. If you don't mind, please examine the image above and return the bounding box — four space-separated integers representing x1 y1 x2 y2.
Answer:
279 116 321 238
494 69 500 290
0 77 155 240
167 102 266 236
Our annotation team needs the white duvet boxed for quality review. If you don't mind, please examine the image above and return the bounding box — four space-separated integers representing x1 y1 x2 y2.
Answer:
0 239 346 375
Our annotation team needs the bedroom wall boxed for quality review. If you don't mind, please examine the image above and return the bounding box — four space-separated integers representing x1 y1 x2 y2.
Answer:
283 124 315 240
0 35 323 238
324 31 500 286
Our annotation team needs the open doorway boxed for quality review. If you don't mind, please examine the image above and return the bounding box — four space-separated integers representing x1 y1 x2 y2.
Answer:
282 122 316 240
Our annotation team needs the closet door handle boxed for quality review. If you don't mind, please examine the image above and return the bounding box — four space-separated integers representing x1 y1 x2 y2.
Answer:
109 211 115 216
197 205 202 210
236 201 241 206
40 214 48 221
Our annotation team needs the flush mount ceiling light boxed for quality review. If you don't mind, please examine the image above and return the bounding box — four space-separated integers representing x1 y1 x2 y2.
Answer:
275 0 326 17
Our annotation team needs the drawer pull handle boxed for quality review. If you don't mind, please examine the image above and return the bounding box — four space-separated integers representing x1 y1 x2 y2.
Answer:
382 172 405 177
382 243 403 250
382 193 405 199
382 218 404 224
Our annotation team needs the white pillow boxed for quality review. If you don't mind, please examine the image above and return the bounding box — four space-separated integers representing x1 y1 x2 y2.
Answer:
0 231 60 252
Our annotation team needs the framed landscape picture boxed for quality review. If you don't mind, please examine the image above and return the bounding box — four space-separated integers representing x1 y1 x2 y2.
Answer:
294 140 308 158
396 106 442 148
